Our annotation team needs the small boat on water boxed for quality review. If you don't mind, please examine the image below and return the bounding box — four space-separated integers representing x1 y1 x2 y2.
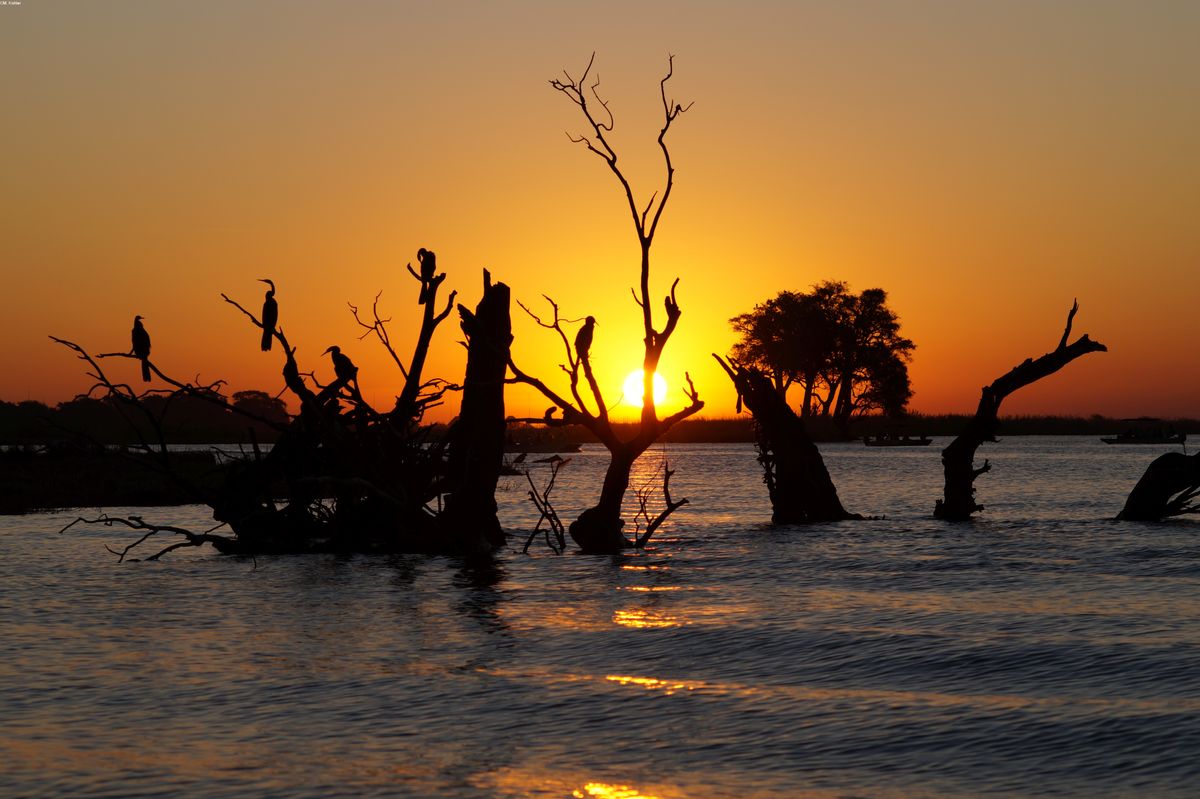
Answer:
1100 430 1186 445
1100 418 1186 445
863 433 933 447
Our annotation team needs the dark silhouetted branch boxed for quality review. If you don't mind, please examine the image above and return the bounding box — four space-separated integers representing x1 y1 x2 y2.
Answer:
935 300 1107 520
60 514 233 562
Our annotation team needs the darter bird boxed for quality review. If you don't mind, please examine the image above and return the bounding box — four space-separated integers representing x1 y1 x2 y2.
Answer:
323 345 358 384
259 279 278 351
417 248 436 305
131 315 152 382
574 316 596 361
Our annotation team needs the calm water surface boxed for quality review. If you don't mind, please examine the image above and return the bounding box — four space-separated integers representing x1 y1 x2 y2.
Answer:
2 437 1198 798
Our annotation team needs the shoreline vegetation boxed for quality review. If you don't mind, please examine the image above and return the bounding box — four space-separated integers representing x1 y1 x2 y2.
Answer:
2 413 1193 515
2 397 1196 448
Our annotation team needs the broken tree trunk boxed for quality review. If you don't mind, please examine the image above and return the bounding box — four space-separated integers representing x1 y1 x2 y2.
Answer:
1117 452 1200 520
441 271 512 552
935 301 1107 521
569 448 638 552
714 355 859 523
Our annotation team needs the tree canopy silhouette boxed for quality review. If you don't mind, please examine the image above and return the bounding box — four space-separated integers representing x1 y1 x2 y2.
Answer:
730 281 913 431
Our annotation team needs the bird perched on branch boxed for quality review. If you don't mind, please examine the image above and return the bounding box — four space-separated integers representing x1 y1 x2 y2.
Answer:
417 248 436 305
131 315 151 382
259 279 277 351
575 316 596 362
323 345 358 384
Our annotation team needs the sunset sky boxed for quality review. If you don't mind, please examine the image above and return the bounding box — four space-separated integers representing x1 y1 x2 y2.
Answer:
2 1 1197 421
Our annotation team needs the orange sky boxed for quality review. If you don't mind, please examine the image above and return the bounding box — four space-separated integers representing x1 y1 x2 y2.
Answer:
2 2 1197 421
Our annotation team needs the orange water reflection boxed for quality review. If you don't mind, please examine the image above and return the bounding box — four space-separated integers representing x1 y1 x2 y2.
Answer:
605 675 698 696
573 782 663 799
612 609 680 629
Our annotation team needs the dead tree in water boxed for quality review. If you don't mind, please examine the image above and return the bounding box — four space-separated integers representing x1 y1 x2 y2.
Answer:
1117 452 1200 521
55 250 513 558
440 270 512 551
714 355 860 523
935 301 1107 520
508 54 703 554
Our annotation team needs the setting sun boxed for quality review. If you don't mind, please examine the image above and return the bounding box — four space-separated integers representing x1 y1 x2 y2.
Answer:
622 370 668 408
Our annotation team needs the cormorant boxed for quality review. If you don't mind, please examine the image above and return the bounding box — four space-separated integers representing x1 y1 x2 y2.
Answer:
417 248 436 305
574 316 596 361
259 279 277 351
131 315 151 382
323 345 358 384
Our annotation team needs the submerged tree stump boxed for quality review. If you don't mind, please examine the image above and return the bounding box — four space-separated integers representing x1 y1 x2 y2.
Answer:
714 356 859 523
935 301 1106 521
1117 452 1200 521
441 271 512 551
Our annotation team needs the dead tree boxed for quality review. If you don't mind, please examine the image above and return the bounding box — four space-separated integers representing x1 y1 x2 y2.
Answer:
508 54 703 554
1117 452 1200 520
714 355 859 523
56 249 513 559
935 301 1107 520
440 270 512 552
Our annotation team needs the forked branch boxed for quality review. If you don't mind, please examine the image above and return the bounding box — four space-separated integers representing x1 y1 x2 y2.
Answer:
60 514 233 562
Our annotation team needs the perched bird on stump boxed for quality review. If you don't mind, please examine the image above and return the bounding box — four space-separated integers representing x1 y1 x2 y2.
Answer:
259 279 278 351
574 316 596 362
131 315 152 382
323 345 358 384
417 248 436 305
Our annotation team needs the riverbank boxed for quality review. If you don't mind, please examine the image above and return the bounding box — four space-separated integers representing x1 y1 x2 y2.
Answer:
0 446 224 514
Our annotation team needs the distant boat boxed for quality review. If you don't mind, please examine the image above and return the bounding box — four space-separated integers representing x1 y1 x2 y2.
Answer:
1101 418 1186 445
863 433 933 447
1100 430 1186 445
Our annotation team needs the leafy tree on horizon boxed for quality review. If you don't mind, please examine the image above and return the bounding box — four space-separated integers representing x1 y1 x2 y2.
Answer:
730 281 914 430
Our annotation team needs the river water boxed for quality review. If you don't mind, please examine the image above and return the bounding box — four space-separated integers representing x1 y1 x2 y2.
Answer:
2 437 1198 798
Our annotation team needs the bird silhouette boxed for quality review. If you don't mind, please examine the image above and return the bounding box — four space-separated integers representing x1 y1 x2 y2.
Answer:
131 315 151 382
323 345 358 384
574 316 596 362
417 248 436 305
259 279 277 351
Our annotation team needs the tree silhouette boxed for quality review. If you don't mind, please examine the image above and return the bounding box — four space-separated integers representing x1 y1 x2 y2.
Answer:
53 250 512 558
508 54 703 554
730 282 913 432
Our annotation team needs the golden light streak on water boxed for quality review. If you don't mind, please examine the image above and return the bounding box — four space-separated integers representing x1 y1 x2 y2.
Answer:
612 609 680 628
605 675 697 696
573 782 662 799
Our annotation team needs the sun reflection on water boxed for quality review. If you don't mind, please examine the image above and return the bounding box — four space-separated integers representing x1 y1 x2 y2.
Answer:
573 782 662 799
605 674 698 696
613 609 680 628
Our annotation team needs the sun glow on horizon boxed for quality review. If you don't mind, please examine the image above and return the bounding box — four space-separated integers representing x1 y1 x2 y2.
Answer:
621 370 668 408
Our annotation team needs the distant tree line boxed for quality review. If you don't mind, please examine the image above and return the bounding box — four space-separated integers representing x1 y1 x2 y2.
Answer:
5 397 1196 449
0 391 288 446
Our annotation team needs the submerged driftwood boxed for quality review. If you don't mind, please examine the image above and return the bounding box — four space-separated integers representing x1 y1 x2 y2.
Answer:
1117 452 1200 521
935 301 1106 521
214 266 512 556
714 355 859 523
55 255 514 560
